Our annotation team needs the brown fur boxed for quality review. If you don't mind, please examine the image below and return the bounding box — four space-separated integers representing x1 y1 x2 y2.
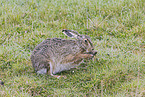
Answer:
31 30 97 78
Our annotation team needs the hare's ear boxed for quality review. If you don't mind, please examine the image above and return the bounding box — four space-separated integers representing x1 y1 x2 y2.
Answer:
62 29 79 39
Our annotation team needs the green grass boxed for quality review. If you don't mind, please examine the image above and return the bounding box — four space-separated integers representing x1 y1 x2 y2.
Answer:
0 0 145 96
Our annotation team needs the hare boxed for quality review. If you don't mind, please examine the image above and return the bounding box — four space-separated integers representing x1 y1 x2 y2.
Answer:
31 29 97 78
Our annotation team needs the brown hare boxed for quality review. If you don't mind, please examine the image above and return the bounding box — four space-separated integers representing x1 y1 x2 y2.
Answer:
31 29 97 78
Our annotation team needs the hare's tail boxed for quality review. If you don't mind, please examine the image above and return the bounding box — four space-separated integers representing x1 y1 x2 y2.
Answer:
30 55 35 69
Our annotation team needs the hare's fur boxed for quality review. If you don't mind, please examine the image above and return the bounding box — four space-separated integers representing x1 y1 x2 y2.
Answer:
31 30 97 78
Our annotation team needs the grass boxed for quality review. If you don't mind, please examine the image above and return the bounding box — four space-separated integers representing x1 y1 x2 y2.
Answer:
0 0 145 96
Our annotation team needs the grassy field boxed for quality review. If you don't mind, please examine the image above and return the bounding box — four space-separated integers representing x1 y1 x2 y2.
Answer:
0 0 145 96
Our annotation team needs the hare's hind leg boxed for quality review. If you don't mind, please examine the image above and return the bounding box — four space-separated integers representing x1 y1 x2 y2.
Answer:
32 54 50 74
34 62 49 74
37 68 47 74
48 61 66 79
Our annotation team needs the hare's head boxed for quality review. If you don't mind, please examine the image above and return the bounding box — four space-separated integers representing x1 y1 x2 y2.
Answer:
62 29 97 56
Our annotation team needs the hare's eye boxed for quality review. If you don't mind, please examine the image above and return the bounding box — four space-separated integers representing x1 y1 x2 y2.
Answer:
84 39 87 43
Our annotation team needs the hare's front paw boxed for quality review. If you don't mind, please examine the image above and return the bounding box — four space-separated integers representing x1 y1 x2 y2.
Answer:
87 54 94 59
78 54 94 59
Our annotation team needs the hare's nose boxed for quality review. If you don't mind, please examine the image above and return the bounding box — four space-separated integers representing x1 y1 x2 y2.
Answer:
93 51 97 55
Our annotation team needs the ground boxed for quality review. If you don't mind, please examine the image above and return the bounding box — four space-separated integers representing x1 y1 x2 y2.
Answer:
0 0 145 96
